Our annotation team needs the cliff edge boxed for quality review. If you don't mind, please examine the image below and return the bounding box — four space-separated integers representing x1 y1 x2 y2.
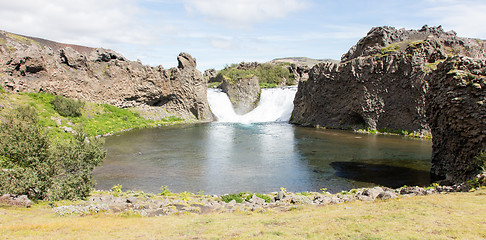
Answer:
292 25 486 136
0 31 213 121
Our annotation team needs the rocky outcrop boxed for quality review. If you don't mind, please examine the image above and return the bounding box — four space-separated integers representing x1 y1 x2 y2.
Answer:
203 68 217 82
292 25 486 135
426 56 486 183
287 63 310 83
219 76 261 114
0 31 213 121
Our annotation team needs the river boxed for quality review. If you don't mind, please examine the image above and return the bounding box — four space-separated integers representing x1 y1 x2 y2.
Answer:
94 87 432 194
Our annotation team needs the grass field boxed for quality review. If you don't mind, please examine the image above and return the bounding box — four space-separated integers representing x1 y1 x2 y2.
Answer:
1 188 486 239
0 91 187 138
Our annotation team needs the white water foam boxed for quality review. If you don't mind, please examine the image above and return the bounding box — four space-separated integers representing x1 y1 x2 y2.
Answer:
207 86 297 123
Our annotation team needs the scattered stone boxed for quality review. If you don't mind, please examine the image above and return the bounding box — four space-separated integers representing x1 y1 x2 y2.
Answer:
249 194 266 205
0 194 32 207
50 182 479 217
377 190 398 200
276 190 285 201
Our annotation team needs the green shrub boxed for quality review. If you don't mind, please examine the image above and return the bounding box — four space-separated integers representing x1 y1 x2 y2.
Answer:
221 193 244 203
51 96 84 117
0 84 5 93
0 106 105 200
217 63 295 87
475 151 486 172
256 63 294 86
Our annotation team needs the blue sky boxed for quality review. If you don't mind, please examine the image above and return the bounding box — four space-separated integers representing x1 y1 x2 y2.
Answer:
1 0 486 70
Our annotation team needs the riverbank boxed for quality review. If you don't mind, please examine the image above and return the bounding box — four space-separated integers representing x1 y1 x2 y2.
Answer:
0 91 192 138
1 187 485 239
50 184 472 217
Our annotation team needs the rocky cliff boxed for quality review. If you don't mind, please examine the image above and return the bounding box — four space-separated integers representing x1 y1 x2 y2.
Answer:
426 56 486 183
292 25 486 135
0 31 213 121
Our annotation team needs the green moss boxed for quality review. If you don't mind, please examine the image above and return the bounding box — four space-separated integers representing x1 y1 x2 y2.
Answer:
424 59 445 72
408 40 426 49
380 43 399 55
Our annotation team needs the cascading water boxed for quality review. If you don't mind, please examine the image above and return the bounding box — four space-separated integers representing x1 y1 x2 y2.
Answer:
207 86 298 123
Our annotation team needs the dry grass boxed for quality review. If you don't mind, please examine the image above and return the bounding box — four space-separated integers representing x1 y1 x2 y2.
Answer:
1 188 486 239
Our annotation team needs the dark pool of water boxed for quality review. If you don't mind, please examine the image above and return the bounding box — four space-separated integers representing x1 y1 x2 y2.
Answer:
94 122 432 194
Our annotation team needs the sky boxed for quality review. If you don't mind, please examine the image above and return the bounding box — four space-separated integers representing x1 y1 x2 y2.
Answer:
1 0 486 70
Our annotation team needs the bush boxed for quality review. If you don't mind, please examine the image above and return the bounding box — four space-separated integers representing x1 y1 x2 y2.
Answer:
217 63 295 87
221 193 244 203
51 95 84 117
256 63 294 86
0 106 105 200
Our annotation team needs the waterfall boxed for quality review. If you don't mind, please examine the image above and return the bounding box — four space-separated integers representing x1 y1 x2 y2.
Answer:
207 86 297 123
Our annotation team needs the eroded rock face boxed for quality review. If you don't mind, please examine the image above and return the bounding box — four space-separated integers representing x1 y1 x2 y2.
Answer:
288 63 310 83
292 25 486 135
426 56 486 183
219 76 261 115
0 31 213 121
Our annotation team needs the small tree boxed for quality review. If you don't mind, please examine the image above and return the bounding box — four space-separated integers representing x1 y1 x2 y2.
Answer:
50 96 84 117
0 106 105 200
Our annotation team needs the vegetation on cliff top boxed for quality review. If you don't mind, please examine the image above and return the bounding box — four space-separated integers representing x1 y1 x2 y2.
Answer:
214 62 295 88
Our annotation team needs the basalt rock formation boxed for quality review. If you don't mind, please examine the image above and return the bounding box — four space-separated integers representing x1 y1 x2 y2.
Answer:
426 56 486 183
292 25 486 184
219 76 261 115
292 25 486 135
0 30 213 121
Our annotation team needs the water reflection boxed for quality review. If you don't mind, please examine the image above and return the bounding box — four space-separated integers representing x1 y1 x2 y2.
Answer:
330 161 430 188
94 123 432 194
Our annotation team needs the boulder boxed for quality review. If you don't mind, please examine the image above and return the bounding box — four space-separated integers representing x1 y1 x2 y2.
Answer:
249 194 266 205
219 75 261 114
177 52 197 69
203 68 218 82
0 194 32 207
377 190 398 200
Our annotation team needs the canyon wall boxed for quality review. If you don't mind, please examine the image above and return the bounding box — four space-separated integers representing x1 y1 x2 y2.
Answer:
292 25 486 183
426 56 486 183
292 25 486 136
0 31 213 121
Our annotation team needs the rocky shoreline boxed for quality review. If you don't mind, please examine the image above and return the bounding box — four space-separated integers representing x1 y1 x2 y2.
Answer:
47 182 480 217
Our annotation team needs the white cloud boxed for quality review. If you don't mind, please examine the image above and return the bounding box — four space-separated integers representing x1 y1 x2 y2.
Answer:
182 0 309 28
423 0 486 38
0 0 158 48
209 37 237 50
